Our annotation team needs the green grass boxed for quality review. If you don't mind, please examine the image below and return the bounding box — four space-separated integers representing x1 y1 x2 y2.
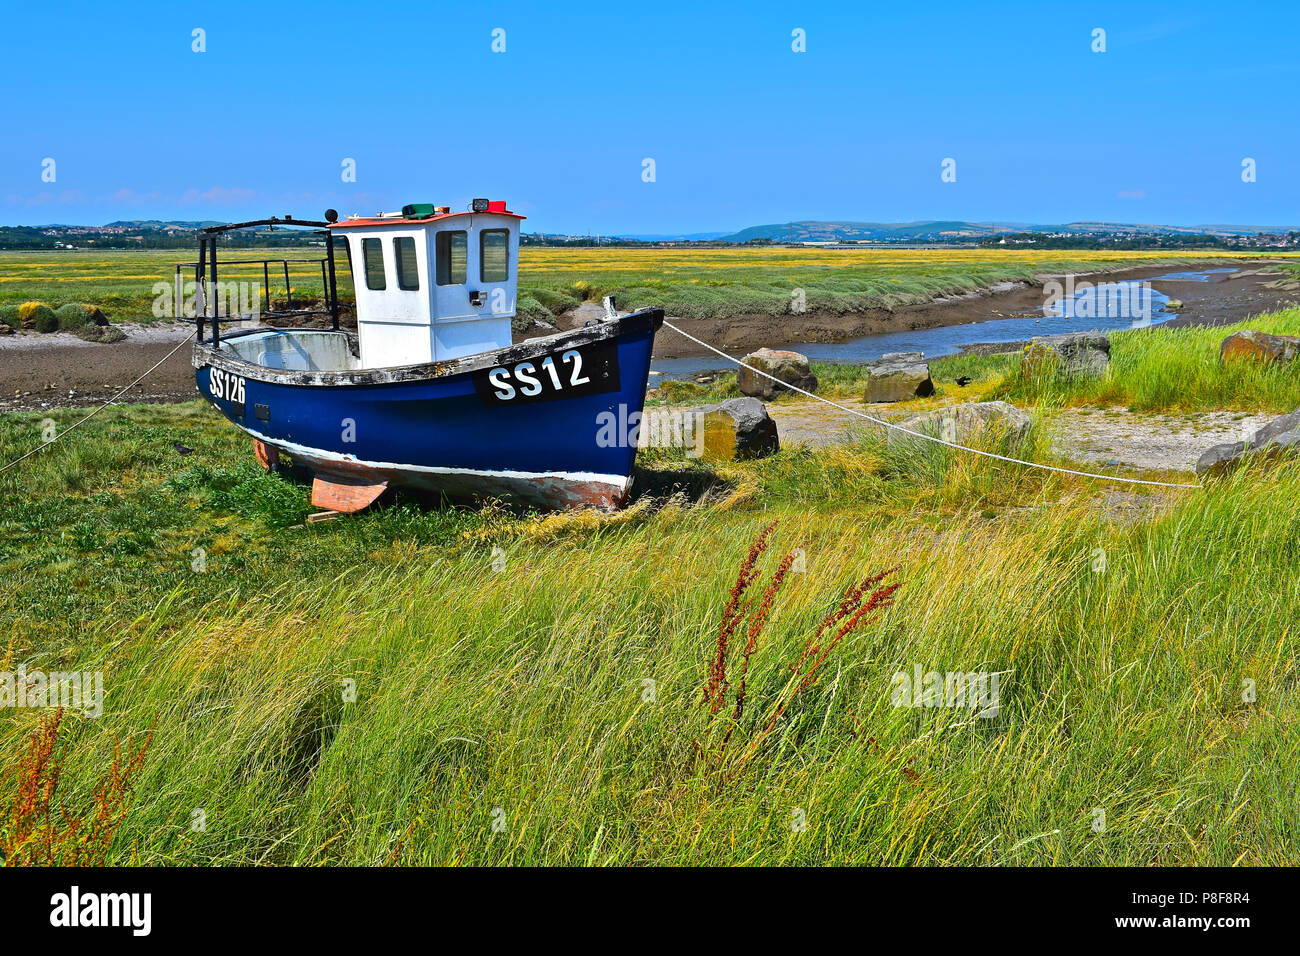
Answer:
1262 262 1300 287
999 310 1300 413
1 389 1297 865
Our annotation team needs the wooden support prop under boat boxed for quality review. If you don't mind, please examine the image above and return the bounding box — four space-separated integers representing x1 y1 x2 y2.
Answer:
261 430 387 514
259 438 385 514
310 472 389 514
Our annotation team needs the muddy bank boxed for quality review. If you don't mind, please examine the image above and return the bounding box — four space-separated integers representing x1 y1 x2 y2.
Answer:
1157 266 1297 328
0 323 196 413
952 263 1298 357
652 280 1048 359
946 261 1300 358
0 259 1293 414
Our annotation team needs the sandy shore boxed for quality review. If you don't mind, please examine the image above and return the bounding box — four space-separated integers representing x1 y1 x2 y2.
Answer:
1 260 1293 413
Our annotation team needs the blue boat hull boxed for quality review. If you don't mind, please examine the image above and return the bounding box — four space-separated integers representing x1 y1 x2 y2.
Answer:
193 309 664 509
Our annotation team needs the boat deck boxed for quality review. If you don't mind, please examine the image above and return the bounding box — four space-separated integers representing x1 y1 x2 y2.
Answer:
219 329 359 372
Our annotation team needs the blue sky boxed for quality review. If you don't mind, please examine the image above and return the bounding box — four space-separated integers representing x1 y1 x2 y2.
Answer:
2 0 1297 233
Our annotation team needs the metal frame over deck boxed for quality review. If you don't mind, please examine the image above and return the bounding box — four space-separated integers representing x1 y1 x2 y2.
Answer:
192 215 341 347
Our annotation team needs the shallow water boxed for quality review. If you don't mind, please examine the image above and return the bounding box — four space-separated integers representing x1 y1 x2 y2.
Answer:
1149 267 1237 282
651 268 1235 381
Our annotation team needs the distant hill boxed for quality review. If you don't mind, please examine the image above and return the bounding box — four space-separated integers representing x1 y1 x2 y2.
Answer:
722 221 1006 243
103 220 226 230
720 220 1299 243
0 218 315 250
618 231 731 242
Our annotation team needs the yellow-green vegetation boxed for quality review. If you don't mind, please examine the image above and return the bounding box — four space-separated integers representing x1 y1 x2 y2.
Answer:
513 248 1282 323
19 301 59 333
2 246 1285 325
1 334 1297 862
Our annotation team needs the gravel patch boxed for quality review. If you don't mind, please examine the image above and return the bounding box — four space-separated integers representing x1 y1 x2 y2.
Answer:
1047 407 1274 473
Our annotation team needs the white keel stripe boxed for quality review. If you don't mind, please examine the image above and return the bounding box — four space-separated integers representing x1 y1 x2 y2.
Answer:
239 422 630 490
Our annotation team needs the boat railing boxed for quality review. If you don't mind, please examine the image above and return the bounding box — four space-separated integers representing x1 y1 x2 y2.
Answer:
191 216 342 347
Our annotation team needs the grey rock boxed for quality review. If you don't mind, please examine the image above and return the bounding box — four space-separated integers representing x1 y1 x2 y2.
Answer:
1022 332 1111 378
691 397 779 460
864 351 934 403
1196 409 1300 476
736 348 817 399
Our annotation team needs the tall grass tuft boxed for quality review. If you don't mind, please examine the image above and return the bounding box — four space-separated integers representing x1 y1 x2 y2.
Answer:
700 521 900 778
1000 310 1300 413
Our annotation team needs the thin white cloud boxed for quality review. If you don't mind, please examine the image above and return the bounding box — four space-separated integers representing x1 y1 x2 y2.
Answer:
1 190 84 207
178 186 258 206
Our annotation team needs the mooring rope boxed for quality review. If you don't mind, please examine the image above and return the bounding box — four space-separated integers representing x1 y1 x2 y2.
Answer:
0 332 194 476
0 321 1202 491
660 319 1202 490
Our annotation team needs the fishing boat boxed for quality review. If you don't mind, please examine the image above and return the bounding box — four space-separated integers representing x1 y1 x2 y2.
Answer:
190 201 663 512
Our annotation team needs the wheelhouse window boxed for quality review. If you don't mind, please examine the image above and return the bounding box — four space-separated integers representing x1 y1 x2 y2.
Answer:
362 238 386 291
435 230 467 285
481 229 509 282
394 236 420 291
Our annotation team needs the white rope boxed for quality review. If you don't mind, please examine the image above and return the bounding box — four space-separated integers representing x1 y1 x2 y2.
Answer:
0 332 194 475
0 320 1203 491
660 319 1202 490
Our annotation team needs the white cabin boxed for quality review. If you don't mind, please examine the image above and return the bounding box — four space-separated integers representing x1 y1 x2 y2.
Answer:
330 200 523 368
